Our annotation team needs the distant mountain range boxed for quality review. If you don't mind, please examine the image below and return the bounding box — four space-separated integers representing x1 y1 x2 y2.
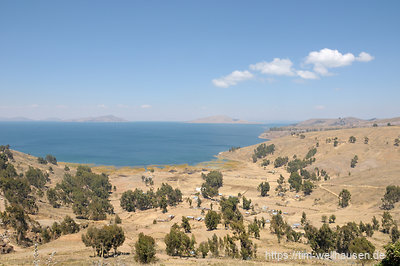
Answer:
0 115 128 122
187 115 260 124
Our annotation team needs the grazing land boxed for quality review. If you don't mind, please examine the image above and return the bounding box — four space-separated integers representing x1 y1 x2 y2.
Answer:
1 125 400 265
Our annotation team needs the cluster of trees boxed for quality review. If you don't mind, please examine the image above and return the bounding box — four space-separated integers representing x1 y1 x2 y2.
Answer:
381 185 400 210
164 224 196 257
274 156 289 168
252 143 275 162
270 212 301 243
165 214 258 260
120 183 182 213
40 215 80 244
229 146 240 152
0 145 13 160
47 165 113 220
0 147 47 244
37 154 57 165
201 171 223 198
82 224 125 257
287 172 315 195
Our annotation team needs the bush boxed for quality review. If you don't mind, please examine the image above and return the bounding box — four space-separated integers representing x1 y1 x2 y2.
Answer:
349 136 356 143
134 233 156 263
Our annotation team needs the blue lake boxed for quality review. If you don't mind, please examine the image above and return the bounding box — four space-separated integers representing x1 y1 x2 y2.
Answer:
0 122 277 166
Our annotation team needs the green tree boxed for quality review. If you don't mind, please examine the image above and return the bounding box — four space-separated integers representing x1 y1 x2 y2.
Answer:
302 180 314 195
205 210 220 230
197 242 209 258
381 240 400 265
339 189 351 207
382 211 394 234
348 237 375 263
391 226 400 243
242 196 251 210
181 216 191 233
258 182 270 197
25 167 47 188
329 214 336 224
288 172 302 192
134 233 156 264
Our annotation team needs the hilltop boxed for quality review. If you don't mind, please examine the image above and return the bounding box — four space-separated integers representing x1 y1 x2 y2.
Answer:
260 116 400 139
1 124 400 264
187 115 259 124
64 115 128 122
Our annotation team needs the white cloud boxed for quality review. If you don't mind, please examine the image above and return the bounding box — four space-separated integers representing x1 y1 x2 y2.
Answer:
250 58 295 76
141 104 152 109
29 104 39 108
356 52 374 62
304 48 373 76
97 104 107 108
315 105 325 110
212 48 373 86
296 70 319 80
212 70 254 88
117 104 129 109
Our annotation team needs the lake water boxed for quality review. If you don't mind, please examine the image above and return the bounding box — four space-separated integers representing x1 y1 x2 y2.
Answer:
0 122 276 166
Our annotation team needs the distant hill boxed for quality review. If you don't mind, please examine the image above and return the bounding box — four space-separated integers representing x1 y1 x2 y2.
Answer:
0 115 128 122
65 115 128 122
187 115 260 124
260 116 400 139
0 116 34 121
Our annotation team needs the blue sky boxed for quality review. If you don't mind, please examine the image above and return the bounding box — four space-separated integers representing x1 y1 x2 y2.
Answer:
0 0 399 122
